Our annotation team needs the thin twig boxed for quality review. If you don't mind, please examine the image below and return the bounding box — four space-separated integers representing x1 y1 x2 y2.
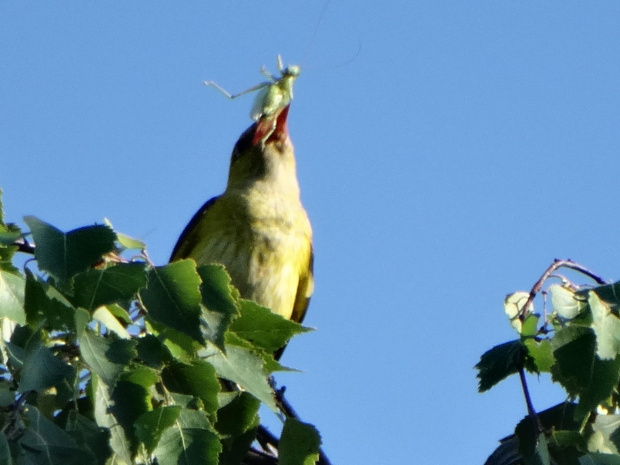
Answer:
243 447 278 465
256 424 279 453
518 367 542 437
275 386 299 419
520 259 606 320
11 238 35 255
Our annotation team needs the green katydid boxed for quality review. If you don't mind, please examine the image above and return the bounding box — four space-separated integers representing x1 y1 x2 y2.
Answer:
203 54 300 123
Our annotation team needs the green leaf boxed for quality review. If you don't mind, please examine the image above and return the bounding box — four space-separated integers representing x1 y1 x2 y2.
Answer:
100 378 152 460
19 406 95 465
550 284 584 320
136 334 173 368
148 319 198 364
5 340 24 373
24 216 116 282
103 220 146 251
152 409 221 465
0 238 19 274
106 302 132 325
225 332 289 374
135 405 182 454
475 340 525 392
515 403 581 463
216 392 260 465
16 335 73 393
279 418 322 465
590 291 620 360
79 332 137 386
532 433 551 465
119 365 159 389
590 414 620 455
231 299 311 353
199 342 277 411
0 431 12 465
92 306 131 339
0 268 25 325
116 232 146 250
0 242 20 275
550 429 587 450
24 269 75 330
72 263 147 311
521 313 540 338
0 231 20 246
524 338 555 373
140 260 204 344
579 452 620 464
0 380 15 407
551 326 596 396
552 324 620 418
0 190 21 274
576 355 620 420
197 264 239 351
65 412 112 465
74 307 90 334
169 392 203 410
589 282 620 314
111 379 153 424
92 374 133 464
161 361 220 418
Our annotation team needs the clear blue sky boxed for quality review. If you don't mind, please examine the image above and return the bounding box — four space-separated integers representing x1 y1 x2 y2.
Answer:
2 2 620 463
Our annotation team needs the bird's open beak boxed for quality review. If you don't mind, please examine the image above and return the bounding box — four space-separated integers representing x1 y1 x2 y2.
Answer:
252 104 290 146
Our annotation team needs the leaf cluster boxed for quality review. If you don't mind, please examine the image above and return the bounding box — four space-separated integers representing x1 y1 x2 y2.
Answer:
477 262 620 465
0 189 321 465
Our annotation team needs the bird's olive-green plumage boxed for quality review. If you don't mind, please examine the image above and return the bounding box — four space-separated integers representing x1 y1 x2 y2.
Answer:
170 108 313 324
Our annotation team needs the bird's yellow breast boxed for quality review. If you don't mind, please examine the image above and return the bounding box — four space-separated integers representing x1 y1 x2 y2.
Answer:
185 190 312 321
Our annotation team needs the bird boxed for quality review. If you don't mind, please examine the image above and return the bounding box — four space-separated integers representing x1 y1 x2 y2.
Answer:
170 105 313 351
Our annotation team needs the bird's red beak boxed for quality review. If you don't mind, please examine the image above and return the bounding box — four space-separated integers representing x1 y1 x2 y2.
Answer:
253 105 290 146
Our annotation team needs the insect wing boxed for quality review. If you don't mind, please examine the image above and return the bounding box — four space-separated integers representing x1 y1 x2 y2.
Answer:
250 86 271 121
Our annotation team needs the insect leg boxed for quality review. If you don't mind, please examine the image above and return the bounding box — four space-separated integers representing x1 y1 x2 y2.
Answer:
259 66 278 81
203 80 270 99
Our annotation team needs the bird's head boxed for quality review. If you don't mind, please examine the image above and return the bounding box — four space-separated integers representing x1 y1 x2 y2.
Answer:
226 105 298 194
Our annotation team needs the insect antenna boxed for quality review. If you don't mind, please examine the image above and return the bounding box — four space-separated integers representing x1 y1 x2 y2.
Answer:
298 0 331 68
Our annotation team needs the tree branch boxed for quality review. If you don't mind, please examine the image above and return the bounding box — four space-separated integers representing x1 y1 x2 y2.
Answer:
11 238 35 255
520 259 606 320
518 367 542 437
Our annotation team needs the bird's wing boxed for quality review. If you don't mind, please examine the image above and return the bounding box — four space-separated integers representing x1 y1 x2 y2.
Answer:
169 195 219 262
273 247 313 360
290 246 314 324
